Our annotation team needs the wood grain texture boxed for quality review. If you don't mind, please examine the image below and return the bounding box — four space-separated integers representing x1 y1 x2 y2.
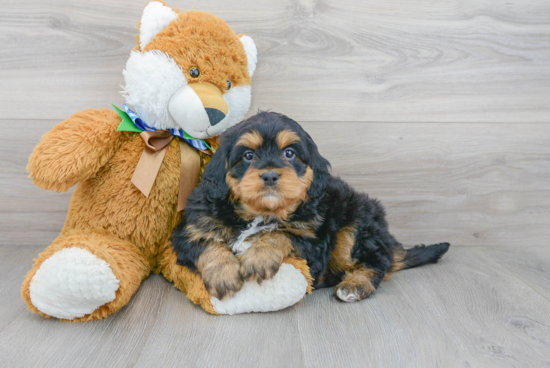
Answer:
0 245 38 332
0 119 73 214
0 0 549 122
304 121 550 248
133 288 304 368
0 244 172 368
478 246 550 302
3 120 549 247
295 246 550 367
2 246 550 367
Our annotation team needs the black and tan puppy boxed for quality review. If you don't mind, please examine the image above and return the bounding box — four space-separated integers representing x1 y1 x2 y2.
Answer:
172 112 450 302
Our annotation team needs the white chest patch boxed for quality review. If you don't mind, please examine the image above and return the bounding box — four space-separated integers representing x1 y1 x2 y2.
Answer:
230 216 278 256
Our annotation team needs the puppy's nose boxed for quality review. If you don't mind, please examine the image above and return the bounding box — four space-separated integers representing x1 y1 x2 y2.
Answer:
205 108 226 126
261 172 280 186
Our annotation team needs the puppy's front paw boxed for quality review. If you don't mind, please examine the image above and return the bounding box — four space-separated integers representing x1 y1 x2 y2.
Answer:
201 253 243 300
240 247 283 284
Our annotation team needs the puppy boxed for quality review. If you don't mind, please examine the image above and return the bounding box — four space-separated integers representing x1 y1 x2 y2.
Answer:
172 112 450 302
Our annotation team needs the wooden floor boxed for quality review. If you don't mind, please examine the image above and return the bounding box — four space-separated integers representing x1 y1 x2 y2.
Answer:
2 245 550 367
1 0 549 367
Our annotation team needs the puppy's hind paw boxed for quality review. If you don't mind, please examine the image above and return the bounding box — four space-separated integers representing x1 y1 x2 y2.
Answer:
335 287 361 302
335 281 374 302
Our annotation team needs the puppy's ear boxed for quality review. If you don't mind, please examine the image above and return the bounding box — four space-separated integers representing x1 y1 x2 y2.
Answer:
201 139 231 202
304 133 331 199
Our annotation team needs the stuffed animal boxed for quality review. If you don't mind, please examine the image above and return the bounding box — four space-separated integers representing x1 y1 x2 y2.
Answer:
22 0 312 321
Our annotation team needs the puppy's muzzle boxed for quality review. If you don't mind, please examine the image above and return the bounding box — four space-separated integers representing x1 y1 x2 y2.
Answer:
261 171 280 187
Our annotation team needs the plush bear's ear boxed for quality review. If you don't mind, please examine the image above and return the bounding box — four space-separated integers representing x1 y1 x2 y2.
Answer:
139 1 178 50
239 35 258 78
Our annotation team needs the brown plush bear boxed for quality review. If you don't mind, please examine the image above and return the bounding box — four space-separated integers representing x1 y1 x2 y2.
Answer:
22 1 313 321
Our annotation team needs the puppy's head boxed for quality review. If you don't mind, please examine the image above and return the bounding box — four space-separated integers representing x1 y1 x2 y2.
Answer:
201 112 330 219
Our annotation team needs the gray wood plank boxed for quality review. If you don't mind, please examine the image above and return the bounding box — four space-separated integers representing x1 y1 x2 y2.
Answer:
296 247 550 368
3 247 550 367
0 119 73 214
478 246 550 302
0 0 549 122
134 287 304 368
0 212 67 246
0 250 172 368
305 121 550 248
0 245 40 332
4 120 549 247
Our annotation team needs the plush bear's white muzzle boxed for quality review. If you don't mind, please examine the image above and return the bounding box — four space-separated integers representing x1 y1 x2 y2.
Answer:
168 85 212 138
169 82 230 139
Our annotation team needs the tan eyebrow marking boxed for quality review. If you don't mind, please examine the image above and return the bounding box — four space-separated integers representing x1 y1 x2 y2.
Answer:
276 130 301 149
236 130 263 150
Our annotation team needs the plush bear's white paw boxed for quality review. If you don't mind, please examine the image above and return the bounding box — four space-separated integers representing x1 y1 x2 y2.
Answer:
29 247 120 320
210 263 308 315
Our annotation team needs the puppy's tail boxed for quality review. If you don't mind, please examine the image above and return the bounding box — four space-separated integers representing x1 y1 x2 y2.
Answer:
392 242 450 271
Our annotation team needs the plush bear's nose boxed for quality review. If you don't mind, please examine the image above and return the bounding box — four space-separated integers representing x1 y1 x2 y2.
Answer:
205 108 226 126
261 172 280 186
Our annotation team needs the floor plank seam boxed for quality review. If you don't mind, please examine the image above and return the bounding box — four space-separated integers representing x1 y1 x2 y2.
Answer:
129 280 171 368
472 247 550 305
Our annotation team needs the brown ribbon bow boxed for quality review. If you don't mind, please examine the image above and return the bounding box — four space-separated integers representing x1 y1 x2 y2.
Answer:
131 131 211 212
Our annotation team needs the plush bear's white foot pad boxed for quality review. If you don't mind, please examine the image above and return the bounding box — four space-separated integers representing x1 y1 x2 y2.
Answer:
29 247 120 320
211 263 308 315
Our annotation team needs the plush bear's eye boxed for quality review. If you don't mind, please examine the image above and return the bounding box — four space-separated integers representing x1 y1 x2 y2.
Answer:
284 149 295 160
226 80 232 90
189 67 200 78
243 151 254 162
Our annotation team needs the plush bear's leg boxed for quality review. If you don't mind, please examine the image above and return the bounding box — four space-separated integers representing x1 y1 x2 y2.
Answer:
22 229 150 322
161 245 313 315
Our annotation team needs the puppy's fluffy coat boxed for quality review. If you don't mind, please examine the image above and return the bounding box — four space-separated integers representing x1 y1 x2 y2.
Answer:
172 112 450 301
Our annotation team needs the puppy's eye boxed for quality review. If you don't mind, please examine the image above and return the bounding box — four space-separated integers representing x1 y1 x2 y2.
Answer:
284 149 295 159
226 79 232 90
243 151 255 162
189 67 200 78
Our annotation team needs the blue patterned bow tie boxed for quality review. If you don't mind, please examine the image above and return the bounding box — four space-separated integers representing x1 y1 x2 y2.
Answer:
114 104 212 152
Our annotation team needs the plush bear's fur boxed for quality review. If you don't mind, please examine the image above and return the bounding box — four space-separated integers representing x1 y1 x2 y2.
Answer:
22 109 220 320
21 1 312 321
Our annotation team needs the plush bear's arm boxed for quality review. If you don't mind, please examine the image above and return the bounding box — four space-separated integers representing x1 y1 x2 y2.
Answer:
27 108 130 192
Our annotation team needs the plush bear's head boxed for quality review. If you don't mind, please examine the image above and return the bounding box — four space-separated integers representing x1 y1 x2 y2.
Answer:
122 1 258 139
